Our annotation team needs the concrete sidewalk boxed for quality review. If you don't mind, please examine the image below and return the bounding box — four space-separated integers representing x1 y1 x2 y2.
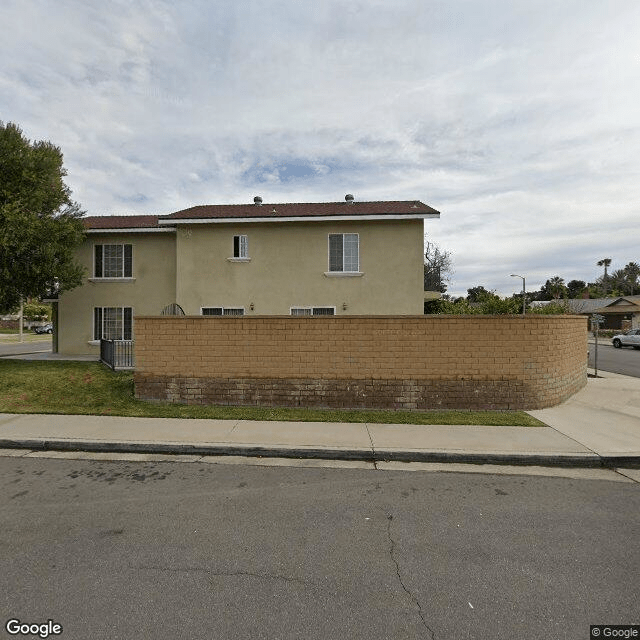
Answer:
0 370 639 470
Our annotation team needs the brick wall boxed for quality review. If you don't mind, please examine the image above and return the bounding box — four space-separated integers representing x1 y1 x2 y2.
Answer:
133 315 588 410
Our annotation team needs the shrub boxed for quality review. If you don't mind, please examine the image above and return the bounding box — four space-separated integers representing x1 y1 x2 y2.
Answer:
23 302 51 322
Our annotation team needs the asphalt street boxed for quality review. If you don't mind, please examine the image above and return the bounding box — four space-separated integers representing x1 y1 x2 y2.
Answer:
589 341 640 377
1 456 638 640
0 336 51 358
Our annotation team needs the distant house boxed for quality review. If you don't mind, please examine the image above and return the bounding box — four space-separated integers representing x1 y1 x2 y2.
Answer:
56 196 440 355
591 296 640 330
531 296 640 330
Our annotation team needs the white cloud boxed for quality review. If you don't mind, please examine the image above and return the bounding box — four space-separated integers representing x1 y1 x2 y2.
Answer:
1 0 639 296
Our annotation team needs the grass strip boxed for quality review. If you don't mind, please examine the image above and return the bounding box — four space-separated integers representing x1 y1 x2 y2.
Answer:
0 360 545 426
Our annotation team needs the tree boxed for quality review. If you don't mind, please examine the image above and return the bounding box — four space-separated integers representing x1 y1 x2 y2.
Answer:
597 258 612 294
566 279 587 298
609 262 640 296
423 241 452 293
425 289 521 314
548 276 567 300
623 262 640 295
466 286 491 303
474 291 521 314
21 301 51 329
587 282 606 299
538 276 567 300
23 302 50 322
528 300 573 315
609 269 628 296
0 122 86 310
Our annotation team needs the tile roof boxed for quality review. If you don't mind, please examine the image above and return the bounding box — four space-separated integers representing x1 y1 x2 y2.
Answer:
159 200 439 221
83 215 160 229
81 200 440 230
564 298 618 314
594 296 640 313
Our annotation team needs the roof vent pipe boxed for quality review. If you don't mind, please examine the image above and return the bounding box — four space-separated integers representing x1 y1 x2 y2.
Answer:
345 194 354 203
254 196 263 206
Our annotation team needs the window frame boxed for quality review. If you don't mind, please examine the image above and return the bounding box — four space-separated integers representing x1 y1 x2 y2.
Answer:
93 306 133 341
201 307 245 316
290 307 336 316
228 235 250 262
233 235 248 258
93 244 133 279
327 233 359 273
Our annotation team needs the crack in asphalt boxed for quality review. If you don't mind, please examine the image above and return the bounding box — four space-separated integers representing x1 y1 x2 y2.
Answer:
386 514 436 639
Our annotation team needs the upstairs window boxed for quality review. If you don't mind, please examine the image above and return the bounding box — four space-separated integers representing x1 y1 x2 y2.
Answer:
94 307 132 340
94 244 132 278
328 233 359 272
233 235 248 259
202 307 245 316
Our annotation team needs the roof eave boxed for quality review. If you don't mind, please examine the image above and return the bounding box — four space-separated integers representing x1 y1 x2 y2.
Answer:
86 227 176 233
157 213 440 225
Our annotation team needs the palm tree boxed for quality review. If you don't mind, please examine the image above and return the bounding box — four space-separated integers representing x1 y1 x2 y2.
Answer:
548 276 566 300
609 269 627 296
623 262 640 295
597 258 612 294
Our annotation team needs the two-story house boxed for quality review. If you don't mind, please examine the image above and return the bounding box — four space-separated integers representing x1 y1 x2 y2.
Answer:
56 196 440 355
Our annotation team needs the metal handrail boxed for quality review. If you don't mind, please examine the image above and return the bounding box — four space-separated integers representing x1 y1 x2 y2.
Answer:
100 339 134 370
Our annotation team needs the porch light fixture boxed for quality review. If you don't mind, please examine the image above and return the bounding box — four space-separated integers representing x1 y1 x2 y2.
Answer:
250 302 254 311
342 302 348 311
510 274 526 317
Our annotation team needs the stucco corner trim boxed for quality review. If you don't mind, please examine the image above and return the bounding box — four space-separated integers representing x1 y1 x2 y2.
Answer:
323 272 364 278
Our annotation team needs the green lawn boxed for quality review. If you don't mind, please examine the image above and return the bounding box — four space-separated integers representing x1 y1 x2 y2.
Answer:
0 360 545 426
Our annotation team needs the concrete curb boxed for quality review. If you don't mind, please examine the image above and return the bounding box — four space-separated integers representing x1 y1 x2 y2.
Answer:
1 438 638 469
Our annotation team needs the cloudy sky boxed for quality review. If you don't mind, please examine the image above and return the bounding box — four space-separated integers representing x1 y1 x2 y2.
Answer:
1 0 639 297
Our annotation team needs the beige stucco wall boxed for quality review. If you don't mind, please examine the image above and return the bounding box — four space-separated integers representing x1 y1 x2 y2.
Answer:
58 231 177 354
59 217 426 354
175 219 425 315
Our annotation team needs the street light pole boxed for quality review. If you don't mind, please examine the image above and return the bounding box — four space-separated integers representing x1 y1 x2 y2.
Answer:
510 274 526 317
19 297 24 343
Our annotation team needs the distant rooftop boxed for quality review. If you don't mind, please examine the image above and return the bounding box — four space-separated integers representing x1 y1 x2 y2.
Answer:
531 297 640 314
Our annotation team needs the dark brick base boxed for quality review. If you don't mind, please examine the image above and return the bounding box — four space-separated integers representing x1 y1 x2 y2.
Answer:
134 374 585 410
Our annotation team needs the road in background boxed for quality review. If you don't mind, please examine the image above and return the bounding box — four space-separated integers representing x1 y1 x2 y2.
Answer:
589 340 640 377
1 456 638 640
0 335 51 358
